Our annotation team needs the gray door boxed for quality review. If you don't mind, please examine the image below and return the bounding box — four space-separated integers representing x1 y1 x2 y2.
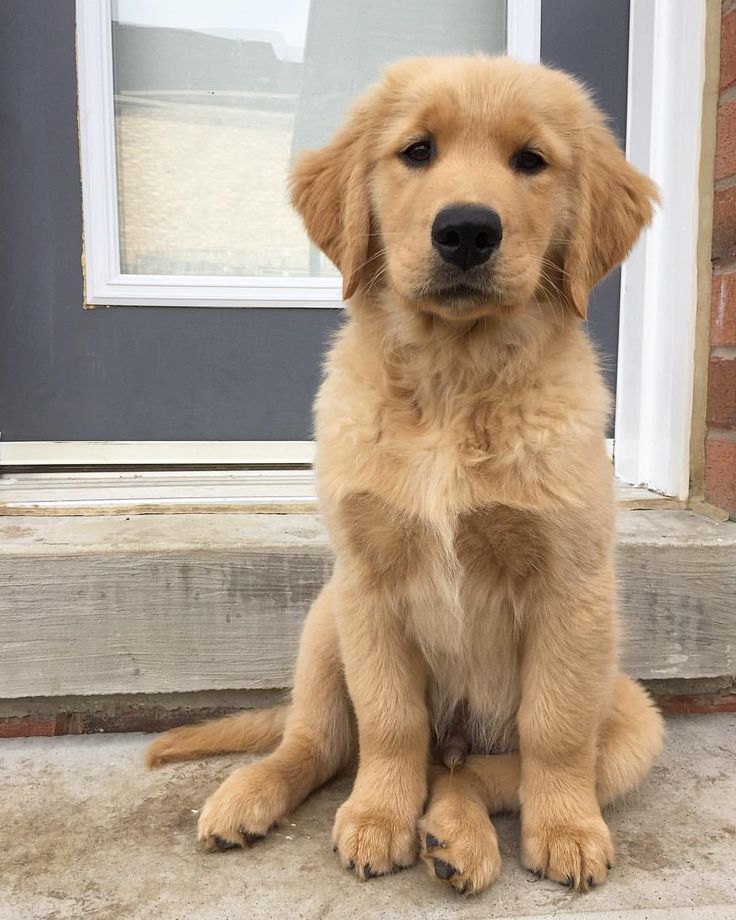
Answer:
0 0 627 444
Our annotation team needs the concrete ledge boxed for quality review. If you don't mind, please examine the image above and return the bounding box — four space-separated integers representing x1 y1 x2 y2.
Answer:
0 511 734 699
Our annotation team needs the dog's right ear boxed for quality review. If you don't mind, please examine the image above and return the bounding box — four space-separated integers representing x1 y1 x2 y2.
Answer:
562 114 658 319
290 108 374 301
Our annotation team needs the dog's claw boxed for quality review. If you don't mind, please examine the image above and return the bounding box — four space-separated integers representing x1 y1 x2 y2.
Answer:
212 836 240 851
434 858 457 880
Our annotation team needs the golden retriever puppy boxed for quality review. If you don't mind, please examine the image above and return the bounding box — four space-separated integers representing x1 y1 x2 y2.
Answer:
146 55 663 896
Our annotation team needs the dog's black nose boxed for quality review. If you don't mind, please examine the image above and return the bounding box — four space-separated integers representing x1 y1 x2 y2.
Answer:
431 204 503 271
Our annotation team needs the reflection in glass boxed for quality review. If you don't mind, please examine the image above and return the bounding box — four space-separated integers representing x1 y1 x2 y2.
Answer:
112 0 506 278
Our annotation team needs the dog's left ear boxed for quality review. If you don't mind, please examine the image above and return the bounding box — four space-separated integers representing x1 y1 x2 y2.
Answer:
563 120 659 318
290 104 374 301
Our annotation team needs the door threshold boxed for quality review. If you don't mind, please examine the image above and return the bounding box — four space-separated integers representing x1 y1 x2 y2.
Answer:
0 469 683 516
0 469 318 515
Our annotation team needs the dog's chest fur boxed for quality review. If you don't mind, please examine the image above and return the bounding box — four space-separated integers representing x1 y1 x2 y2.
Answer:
332 436 549 754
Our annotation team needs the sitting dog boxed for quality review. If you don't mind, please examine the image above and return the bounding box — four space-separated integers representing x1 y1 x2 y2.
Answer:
146 55 663 896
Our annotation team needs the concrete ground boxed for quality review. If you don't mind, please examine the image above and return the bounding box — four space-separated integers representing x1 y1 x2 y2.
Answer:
1 715 734 920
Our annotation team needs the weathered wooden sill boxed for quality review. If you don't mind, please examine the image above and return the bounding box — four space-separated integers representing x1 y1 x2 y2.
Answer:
1 510 733 704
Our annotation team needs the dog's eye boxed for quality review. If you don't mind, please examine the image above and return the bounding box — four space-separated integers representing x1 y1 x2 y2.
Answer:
512 149 546 174
401 140 433 167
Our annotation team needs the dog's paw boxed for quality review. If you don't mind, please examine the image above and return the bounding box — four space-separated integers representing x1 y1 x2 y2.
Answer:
197 763 289 851
522 815 614 891
419 794 501 895
332 795 418 879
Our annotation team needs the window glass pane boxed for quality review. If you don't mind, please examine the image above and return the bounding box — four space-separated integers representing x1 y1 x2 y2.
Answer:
111 0 507 278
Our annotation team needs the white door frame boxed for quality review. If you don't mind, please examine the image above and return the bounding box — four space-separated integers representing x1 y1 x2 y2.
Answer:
614 0 707 500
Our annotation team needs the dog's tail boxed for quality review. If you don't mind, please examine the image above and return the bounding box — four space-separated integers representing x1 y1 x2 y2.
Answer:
144 704 289 769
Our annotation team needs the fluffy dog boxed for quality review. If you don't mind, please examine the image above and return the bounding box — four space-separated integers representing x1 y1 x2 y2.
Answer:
146 55 663 896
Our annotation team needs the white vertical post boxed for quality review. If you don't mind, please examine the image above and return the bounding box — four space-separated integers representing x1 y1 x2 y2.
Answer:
615 0 707 499
507 0 541 64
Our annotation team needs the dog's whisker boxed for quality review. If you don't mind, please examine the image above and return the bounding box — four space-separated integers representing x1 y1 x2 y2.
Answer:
352 248 388 275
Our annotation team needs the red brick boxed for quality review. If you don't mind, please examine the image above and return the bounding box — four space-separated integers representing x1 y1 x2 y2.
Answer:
712 271 736 345
704 437 736 511
716 99 736 179
707 357 736 427
656 692 736 714
0 715 57 738
721 9 736 92
712 186 736 266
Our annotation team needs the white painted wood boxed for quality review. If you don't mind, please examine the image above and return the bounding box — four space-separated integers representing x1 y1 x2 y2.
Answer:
0 511 732 697
507 0 541 64
0 440 315 467
615 0 706 500
76 0 122 306
76 0 542 308
85 275 344 309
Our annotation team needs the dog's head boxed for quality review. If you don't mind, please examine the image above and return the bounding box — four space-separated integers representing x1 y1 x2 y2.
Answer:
290 56 658 320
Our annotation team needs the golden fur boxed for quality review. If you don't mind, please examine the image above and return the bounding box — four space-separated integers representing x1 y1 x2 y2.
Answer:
146 56 663 896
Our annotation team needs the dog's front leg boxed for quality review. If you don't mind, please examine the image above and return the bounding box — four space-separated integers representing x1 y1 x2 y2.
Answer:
331 572 429 879
518 570 617 891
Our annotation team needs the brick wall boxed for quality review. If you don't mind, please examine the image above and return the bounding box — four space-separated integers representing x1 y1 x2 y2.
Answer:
707 1 736 514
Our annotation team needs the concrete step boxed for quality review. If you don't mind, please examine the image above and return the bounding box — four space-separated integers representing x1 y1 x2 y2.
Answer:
1 510 734 701
1 714 734 919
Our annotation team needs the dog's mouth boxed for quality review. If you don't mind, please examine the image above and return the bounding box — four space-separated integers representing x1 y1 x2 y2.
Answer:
422 282 490 302
413 255 506 304
415 270 501 312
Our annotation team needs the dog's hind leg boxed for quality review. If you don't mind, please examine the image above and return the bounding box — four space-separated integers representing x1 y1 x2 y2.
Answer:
463 673 663 813
186 579 354 850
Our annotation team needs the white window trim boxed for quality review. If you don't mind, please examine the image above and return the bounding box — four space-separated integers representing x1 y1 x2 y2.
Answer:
76 0 342 309
75 0 541 309
614 0 706 500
